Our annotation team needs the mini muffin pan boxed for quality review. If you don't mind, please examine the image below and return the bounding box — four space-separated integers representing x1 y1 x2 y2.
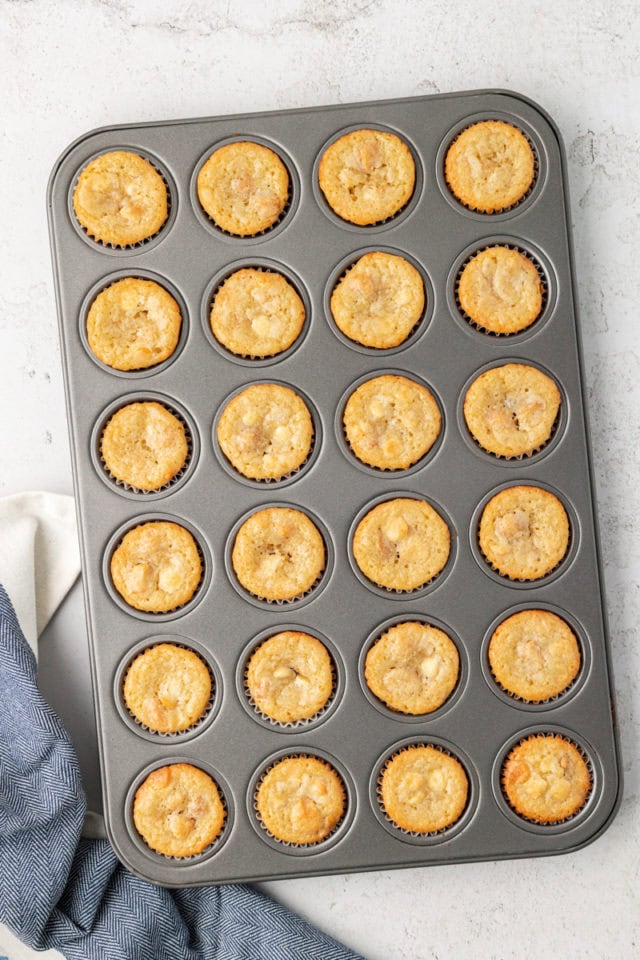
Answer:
48 89 621 885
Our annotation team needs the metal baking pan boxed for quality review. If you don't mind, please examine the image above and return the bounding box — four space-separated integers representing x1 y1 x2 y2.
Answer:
47 89 621 885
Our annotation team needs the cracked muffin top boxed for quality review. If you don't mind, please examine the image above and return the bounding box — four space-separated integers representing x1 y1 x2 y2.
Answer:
457 246 543 335
197 141 289 235
353 497 450 591
232 506 325 601
217 383 313 480
73 150 168 245
478 485 570 580
319 129 415 225
464 363 560 457
445 120 535 213
246 631 333 723
210 268 305 358
87 277 182 371
133 763 225 856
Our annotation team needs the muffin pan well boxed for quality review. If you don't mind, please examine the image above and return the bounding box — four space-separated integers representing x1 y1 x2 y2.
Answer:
91 392 198 498
114 634 222 743
48 89 620 885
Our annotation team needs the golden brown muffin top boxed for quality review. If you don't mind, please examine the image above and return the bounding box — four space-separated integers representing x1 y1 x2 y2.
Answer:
343 374 440 469
101 401 189 491
502 734 591 823
256 756 345 844
232 506 325 601
319 129 415 225
353 497 450 591
464 363 561 458
217 383 313 481
445 120 535 213
87 277 182 372
210 268 305 358
380 745 468 833
478 485 569 581
73 150 168 245
488 609 581 702
246 631 334 723
330 251 424 349
365 621 459 715
197 141 289 236
123 643 212 733
110 520 202 613
133 762 225 856
457 247 543 335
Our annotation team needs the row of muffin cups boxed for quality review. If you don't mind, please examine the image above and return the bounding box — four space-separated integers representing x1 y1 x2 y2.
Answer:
101 477 580 627
70 114 544 254
116 599 591 749
80 237 554 383
124 728 598 866
92 363 566 503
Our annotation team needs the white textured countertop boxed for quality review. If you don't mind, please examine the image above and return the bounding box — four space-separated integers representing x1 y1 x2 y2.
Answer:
1 2 638 958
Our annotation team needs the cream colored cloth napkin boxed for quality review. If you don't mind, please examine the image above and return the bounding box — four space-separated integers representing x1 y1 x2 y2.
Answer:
0 491 79 959
0 491 80 655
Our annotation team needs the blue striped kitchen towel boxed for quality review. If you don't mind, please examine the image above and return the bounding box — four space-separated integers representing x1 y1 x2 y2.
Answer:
0 584 362 960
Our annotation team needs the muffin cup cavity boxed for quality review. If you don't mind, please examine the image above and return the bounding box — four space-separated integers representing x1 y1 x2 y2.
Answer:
370 737 478 845
247 748 354 855
457 358 567 466
103 513 212 622
493 728 597 834
481 603 590 711
324 247 433 357
201 259 311 367
69 146 177 254
348 492 457 600
335 368 444 477
449 237 554 341
225 503 333 611
236 626 343 732
471 480 579 589
92 393 199 500
191 135 299 242
115 636 222 742
313 123 423 232
79 269 189 379
212 380 322 489
436 112 544 220
359 614 467 723
125 757 233 863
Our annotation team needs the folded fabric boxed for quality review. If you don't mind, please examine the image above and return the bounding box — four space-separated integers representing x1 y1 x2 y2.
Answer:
0 583 361 959
0 492 80 655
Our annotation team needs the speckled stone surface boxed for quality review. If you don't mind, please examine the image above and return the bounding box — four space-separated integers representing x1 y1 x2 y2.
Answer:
1 2 638 958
